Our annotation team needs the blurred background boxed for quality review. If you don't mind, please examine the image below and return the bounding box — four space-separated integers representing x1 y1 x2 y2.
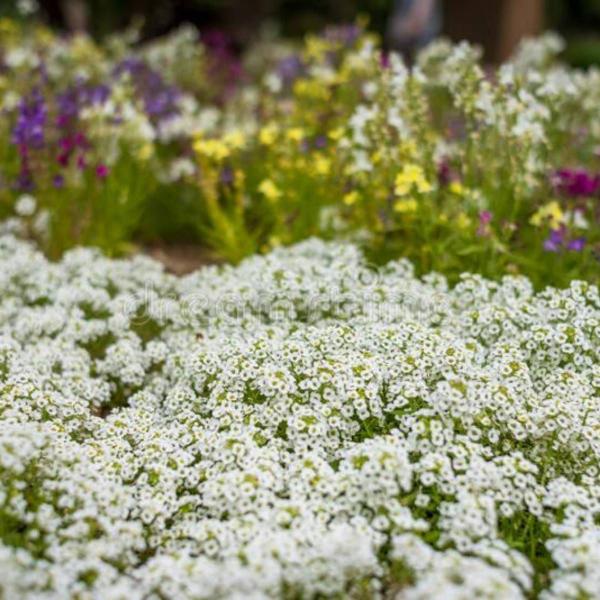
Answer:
3 0 600 66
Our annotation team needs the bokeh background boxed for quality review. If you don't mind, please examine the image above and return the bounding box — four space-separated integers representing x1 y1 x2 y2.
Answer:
4 0 600 66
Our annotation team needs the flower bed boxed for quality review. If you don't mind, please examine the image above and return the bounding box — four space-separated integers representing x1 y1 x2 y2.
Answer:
1 234 599 598
0 19 599 287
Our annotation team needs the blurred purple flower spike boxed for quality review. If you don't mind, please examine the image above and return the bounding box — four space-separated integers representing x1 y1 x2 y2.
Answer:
12 89 46 150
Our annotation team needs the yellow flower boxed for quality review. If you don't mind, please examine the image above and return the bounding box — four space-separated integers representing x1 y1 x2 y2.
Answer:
287 128 305 142
394 164 432 196
393 198 418 213
259 125 278 146
223 129 246 150
314 155 331 176
305 36 330 60
371 151 383 165
137 143 154 161
258 179 282 201
530 201 564 229
449 181 465 196
399 140 418 159
70 35 103 63
193 138 229 161
234 169 245 185
456 212 471 229
293 78 331 101
328 128 344 141
343 191 359 206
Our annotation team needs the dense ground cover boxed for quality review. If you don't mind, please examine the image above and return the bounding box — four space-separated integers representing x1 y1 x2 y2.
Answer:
1 234 600 598
0 19 599 286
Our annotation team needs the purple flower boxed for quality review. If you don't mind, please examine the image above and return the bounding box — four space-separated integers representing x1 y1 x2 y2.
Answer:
551 168 600 197
567 237 586 252
479 210 492 225
437 160 453 186
53 174 64 188
277 55 304 85
15 169 34 192
201 30 245 100
543 226 587 253
543 228 565 252
322 24 361 47
56 82 109 127
114 58 180 123
314 135 327 149
96 164 109 179
12 90 47 150
219 166 234 186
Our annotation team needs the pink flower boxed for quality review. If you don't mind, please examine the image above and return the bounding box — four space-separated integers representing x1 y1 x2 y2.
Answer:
477 211 492 237
96 164 109 179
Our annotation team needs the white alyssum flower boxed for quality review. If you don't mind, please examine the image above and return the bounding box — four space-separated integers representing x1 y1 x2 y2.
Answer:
0 235 600 598
14 195 36 217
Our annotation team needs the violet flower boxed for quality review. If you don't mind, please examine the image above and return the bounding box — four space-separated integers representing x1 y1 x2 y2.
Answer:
543 226 586 252
56 82 109 127
552 168 600 197
314 135 327 149
114 58 180 123
12 90 46 150
277 55 304 86
543 227 564 252
567 237 586 252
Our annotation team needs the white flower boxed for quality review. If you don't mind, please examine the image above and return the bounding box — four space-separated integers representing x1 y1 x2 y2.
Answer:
15 195 36 217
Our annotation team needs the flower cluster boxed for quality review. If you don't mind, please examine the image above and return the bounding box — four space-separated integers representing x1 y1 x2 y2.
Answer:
187 29 600 286
0 20 223 255
1 233 600 598
1 20 599 286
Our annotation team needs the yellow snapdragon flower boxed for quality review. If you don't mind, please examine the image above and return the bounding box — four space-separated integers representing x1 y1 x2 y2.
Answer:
258 179 282 201
456 213 471 229
314 155 331 176
394 164 432 196
305 36 331 61
530 201 564 229
399 140 418 159
137 143 154 161
393 198 418 213
287 128 304 142
343 191 359 206
293 79 331 101
193 138 230 161
223 129 246 150
449 181 465 196
328 127 345 141
259 124 278 146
